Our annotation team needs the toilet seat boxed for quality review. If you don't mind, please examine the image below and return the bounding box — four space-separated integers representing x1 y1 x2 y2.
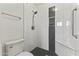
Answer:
16 51 33 56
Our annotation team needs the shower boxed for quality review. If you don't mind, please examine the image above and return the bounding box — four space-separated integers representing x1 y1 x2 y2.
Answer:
31 10 38 30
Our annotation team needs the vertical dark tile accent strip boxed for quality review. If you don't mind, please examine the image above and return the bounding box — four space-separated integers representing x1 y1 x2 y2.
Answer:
49 6 55 53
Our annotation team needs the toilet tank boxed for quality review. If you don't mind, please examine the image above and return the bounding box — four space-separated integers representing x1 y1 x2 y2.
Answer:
5 39 24 56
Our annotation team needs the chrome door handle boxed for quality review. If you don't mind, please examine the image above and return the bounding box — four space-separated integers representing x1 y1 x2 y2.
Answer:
72 8 77 39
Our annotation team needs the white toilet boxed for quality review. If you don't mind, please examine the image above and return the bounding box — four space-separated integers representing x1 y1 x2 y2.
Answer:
5 39 33 56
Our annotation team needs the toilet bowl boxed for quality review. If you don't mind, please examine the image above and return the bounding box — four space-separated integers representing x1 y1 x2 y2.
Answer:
16 51 33 56
5 39 33 56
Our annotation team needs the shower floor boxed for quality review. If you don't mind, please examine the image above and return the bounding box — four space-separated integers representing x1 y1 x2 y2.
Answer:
31 47 57 56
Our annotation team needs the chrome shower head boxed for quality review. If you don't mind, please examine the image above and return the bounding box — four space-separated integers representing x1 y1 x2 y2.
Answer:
32 10 38 15
34 11 37 14
73 8 77 11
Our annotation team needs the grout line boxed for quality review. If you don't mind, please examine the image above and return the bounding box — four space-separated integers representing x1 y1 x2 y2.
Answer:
23 3 24 39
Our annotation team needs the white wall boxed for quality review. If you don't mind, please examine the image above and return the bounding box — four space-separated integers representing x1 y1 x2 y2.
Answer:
36 4 49 50
55 3 77 55
0 3 23 55
24 3 41 51
24 3 54 51
24 3 52 51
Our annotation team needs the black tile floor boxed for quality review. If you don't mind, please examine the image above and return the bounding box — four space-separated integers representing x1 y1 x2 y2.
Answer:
31 47 57 56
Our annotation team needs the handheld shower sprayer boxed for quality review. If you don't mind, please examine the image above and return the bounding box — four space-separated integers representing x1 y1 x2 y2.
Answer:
31 10 38 30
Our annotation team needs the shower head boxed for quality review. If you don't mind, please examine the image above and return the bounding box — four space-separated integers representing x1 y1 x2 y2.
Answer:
32 10 38 15
73 8 77 11
34 11 37 14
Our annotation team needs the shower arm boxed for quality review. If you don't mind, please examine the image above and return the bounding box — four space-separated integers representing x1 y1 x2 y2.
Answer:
72 8 77 39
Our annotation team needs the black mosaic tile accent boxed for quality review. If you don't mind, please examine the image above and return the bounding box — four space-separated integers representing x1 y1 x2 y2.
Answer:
31 47 57 56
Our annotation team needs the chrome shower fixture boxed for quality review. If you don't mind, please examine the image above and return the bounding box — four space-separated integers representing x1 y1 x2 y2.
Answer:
32 10 38 15
31 10 38 30
73 8 77 11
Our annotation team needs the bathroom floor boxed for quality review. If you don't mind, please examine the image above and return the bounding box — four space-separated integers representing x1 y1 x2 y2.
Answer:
31 47 57 56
